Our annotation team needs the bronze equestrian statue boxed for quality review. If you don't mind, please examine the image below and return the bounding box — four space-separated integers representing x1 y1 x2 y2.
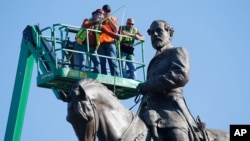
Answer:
60 79 229 141
59 19 229 141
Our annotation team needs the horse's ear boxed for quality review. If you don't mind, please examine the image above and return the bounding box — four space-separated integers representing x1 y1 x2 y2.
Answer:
79 85 88 100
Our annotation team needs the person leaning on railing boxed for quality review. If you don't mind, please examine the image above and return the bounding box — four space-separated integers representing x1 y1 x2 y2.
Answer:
118 18 144 80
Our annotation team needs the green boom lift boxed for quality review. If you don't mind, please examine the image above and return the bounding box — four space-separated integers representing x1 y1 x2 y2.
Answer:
4 23 146 141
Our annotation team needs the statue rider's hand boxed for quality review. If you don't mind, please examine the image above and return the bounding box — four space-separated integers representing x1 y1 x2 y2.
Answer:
136 83 147 95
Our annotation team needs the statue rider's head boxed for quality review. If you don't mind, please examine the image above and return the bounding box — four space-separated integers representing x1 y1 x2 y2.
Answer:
147 20 174 50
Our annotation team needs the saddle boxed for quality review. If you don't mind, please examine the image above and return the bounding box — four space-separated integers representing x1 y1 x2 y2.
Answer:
140 109 210 141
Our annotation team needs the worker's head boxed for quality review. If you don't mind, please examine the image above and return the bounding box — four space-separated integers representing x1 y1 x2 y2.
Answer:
102 4 111 17
126 18 135 30
147 20 174 50
92 9 104 21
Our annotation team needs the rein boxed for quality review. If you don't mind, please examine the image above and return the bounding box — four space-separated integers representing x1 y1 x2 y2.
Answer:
87 96 99 141
119 111 148 141
86 91 146 141
88 95 137 141
129 93 143 110
87 95 137 141
120 93 146 141
119 111 135 140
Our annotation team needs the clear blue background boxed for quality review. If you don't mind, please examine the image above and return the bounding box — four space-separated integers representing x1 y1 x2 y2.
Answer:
1 0 250 140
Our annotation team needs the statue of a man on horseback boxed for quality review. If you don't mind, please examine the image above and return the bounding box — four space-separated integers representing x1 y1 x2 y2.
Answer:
60 19 229 141
136 20 208 141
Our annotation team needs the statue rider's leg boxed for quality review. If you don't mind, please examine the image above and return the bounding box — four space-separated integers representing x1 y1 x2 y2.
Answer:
158 127 189 141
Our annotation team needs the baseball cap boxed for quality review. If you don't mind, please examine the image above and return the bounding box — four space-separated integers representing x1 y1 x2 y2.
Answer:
92 9 104 15
102 4 111 12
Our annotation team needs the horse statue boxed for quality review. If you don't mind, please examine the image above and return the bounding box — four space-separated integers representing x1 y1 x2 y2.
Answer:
59 79 229 141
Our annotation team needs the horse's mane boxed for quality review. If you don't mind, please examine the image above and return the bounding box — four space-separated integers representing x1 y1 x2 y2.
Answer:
76 78 117 100
77 79 105 89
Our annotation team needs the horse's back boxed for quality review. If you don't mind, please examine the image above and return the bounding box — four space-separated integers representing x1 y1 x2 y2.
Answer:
206 128 229 141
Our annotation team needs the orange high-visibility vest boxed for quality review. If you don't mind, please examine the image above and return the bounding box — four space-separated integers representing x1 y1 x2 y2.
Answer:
99 17 118 43
99 24 115 43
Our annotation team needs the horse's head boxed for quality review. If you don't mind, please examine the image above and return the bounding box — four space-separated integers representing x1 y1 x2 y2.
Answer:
65 79 149 141
66 79 99 141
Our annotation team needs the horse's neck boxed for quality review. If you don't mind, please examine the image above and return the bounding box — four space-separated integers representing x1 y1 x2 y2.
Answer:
98 107 149 141
96 98 135 140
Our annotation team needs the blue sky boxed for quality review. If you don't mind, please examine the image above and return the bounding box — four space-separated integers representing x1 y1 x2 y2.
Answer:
1 0 250 140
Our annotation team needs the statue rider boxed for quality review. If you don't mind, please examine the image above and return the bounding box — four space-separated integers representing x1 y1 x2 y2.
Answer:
136 20 207 141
